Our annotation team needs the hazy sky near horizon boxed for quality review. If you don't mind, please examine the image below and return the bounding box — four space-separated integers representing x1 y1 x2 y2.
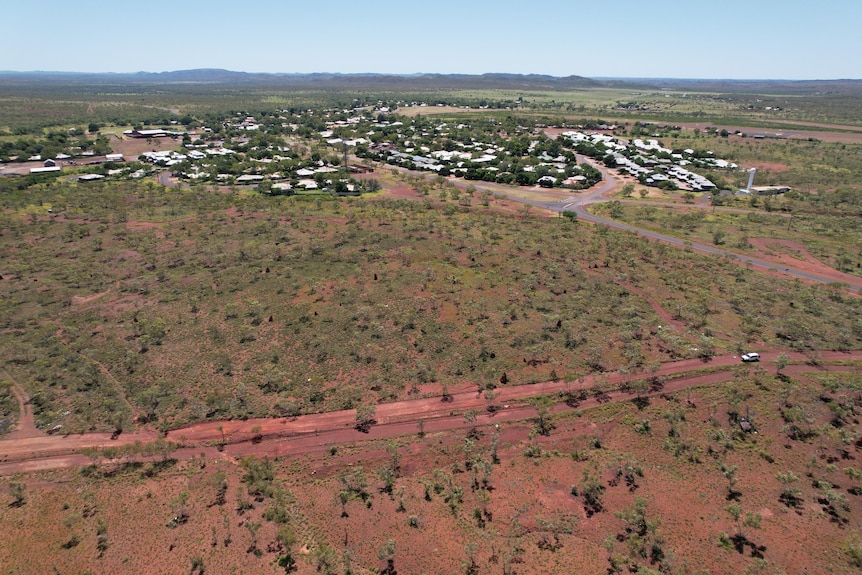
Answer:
1 0 858 80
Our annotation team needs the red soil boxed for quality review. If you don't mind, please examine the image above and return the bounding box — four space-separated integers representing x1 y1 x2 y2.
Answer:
746 161 790 172
1 353 860 575
381 184 421 199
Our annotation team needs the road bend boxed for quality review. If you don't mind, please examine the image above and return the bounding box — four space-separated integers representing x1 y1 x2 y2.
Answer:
450 161 862 292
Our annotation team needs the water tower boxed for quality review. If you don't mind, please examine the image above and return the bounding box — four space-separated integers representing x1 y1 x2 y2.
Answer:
745 168 756 193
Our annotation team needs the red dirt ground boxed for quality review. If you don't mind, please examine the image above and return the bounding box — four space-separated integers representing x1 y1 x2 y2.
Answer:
380 184 420 199
677 121 862 144
1 355 860 575
745 161 791 172
108 134 179 158
4 152 861 573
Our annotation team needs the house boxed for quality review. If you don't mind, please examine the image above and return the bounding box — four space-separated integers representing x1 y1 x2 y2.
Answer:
43 159 57 167
126 129 169 138
105 153 125 162
30 166 61 174
235 175 265 184
124 129 185 139
562 175 587 186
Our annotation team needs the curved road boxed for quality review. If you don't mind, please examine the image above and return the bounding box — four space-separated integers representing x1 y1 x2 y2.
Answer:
155 158 860 291
449 162 862 292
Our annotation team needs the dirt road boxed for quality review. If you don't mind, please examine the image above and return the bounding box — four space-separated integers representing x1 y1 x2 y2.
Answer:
1 370 37 440
1 351 858 475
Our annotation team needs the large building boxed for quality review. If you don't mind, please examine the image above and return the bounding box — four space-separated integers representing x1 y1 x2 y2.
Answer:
124 129 185 139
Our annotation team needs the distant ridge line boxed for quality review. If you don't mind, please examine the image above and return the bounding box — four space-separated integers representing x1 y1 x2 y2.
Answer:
0 70 860 93
0 69 599 89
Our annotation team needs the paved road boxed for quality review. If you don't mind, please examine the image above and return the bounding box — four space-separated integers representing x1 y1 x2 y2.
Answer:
157 158 861 291
564 202 862 292
157 171 177 188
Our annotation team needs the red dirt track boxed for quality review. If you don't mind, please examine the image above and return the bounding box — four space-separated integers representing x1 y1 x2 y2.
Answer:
1 351 859 475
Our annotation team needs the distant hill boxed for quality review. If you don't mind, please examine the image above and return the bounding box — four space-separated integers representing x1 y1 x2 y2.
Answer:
1 70 860 94
0 69 600 90
599 77 862 95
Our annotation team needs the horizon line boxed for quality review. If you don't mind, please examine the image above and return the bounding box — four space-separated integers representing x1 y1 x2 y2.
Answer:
0 69 860 83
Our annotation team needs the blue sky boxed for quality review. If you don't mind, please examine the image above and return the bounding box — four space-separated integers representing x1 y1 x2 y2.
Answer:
1 0 858 79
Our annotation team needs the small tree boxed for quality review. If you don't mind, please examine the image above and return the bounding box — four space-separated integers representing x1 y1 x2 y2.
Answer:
378 539 397 575
8 481 25 507
726 504 761 541
96 519 108 557
441 384 453 403
463 543 479 575
576 469 605 517
720 463 740 501
777 471 802 508
210 472 228 507
532 397 556 437
463 408 478 424
698 334 716 360
485 390 499 412
168 491 190 526
151 438 178 463
355 404 377 433
378 464 397 497
275 525 297 572
313 543 338 574
216 425 226 450
774 352 790 375
245 521 261 555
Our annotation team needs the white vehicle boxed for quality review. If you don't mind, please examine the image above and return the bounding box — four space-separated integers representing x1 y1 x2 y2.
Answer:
741 352 760 362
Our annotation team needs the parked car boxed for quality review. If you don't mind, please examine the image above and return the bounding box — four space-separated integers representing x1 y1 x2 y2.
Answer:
741 352 760 362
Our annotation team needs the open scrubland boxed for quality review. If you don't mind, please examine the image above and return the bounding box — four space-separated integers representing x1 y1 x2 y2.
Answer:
1 75 862 575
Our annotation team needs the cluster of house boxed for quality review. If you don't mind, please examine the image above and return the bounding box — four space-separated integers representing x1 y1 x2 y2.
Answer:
383 143 501 173
27 152 126 175
74 165 148 182
356 123 550 182
137 142 355 191
304 109 726 191
561 132 734 192
124 105 743 195
215 165 350 191
362 127 594 188
140 147 235 168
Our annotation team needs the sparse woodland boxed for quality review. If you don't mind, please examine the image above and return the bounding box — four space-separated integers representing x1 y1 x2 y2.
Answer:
2 79 862 574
